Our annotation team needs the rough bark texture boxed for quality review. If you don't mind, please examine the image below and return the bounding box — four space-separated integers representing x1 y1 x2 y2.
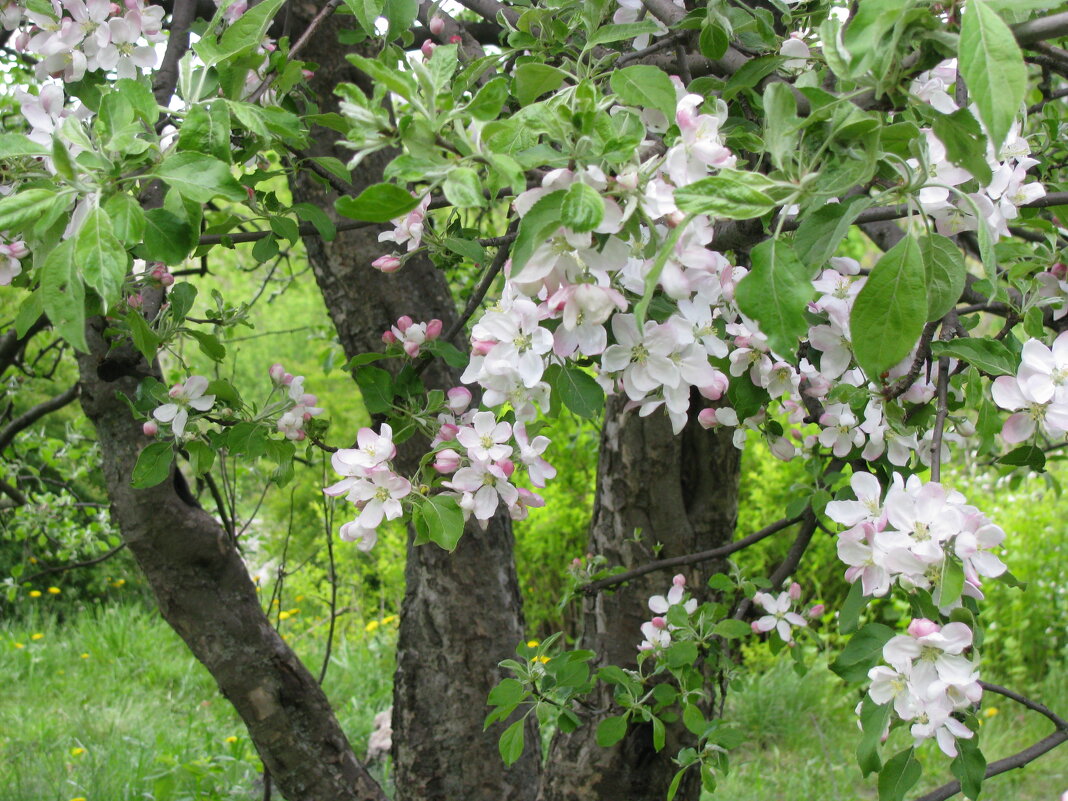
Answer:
76 325 386 801
538 395 741 801
289 9 540 800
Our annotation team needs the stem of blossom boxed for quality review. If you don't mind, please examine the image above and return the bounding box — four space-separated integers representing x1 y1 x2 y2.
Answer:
912 731 1068 801
581 514 806 595
979 681 1068 731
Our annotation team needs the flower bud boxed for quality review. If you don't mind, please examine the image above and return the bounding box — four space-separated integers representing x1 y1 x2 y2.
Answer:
372 254 402 273
4 241 29 259
449 34 461 44
956 419 976 437
282 373 294 386
300 393 317 407
142 421 158 436
651 616 667 630
471 339 495 356
672 574 686 587
1053 261 1067 279
572 557 582 567
396 315 413 333
497 458 515 478
807 604 824 619
447 386 472 413
269 363 286 382
429 15 445 35
382 330 398 345
432 448 461 473
127 293 143 309
301 69 315 80
697 408 718 429
426 318 443 339
403 340 422 358
908 618 940 638
788 581 801 601
437 422 459 441
421 40 436 59
751 620 762 634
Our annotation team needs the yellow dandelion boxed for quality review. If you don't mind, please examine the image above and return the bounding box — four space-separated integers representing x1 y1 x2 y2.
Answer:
47 586 60 595
70 747 86 757
28 556 37 564
225 736 239 744
80 653 89 659
295 595 304 602
983 707 999 718
111 579 125 588
70 797 86 801
255 585 261 593
28 590 41 598
278 611 291 621
31 633 44 641
286 608 300 616
534 656 551 664
364 620 380 633
13 642 24 649
526 640 540 648
382 615 397 625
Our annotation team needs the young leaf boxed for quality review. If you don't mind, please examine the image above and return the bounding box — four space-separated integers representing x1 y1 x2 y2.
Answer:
793 195 871 269
336 184 420 223
735 239 813 362
878 747 922 801
850 234 927 381
920 234 966 322
0 188 64 233
596 715 629 748
546 364 605 419
560 181 604 233
40 239 88 353
140 208 196 265
420 494 466 551
610 65 677 121
958 0 1027 151
950 735 987 800
156 153 246 203
511 190 565 275
514 64 567 106
354 365 394 414
443 168 485 209
497 718 526 766
131 442 174 489
77 208 128 307
929 339 1016 376
856 695 891 776
674 169 780 220
467 77 509 121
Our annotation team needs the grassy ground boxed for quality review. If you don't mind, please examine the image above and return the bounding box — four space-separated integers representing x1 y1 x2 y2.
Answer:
2 603 1064 801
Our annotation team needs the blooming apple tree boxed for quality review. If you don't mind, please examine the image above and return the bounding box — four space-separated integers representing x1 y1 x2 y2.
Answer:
2 0 1068 799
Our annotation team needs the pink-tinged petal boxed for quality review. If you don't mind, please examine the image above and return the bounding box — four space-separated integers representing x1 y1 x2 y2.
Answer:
323 477 356 497
189 395 215 411
776 620 793 641
991 376 1026 411
754 615 777 633
1001 412 1035 443
648 595 669 614
473 485 499 520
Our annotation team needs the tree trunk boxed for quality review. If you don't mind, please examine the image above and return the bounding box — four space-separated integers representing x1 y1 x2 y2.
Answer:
76 325 386 801
289 12 540 800
538 396 741 801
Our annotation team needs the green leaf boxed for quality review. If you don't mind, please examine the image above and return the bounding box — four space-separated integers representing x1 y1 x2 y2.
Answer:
115 78 158 125
442 237 486 264
346 54 417 100
793 196 871 269
354 365 394 414
878 747 922 801
935 556 965 608
0 133 49 158
831 623 895 682
293 202 336 242
850 235 926 381
651 716 666 752
343 0 384 36
168 283 198 322
713 619 752 639
156 153 246 203
997 444 1046 472
104 193 146 247
419 494 465 551
487 677 527 708
735 239 813 362
560 181 605 233
39 239 88 352
131 442 174 489
467 77 509 121
140 209 196 265
384 0 418 39
511 190 565 275
857 695 891 776
959 0 1027 151
586 21 660 47
547 365 605 419
443 168 484 208
596 715 629 748
0 189 65 233
838 580 866 635
497 718 526 766
125 311 160 361
188 329 227 362
77 208 128 307
665 640 698 668
515 63 567 106
666 767 689 801
177 103 232 162
610 65 677 121
336 184 420 223
185 440 215 476
674 169 780 219
198 0 286 66
723 56 786 100
950 735 987 800
929 338 1016 376
763 83 800 172
920 234 966 322
931 109 993 186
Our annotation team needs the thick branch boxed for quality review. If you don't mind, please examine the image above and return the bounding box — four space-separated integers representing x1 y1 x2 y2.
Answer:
0 384 79 454
152 0 196 106
912 731 1068 801
0 317 48 376
1014 11 1068 47
581 514 804 594
0 476 27 507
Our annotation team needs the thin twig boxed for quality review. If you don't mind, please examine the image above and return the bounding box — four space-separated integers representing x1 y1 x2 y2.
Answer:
884 321 938 401
19 544 127 584
581 514 805 594
0 385 79 454
980 681 1068 731
439 218 520 347
247 0 344 104
317 455 339 685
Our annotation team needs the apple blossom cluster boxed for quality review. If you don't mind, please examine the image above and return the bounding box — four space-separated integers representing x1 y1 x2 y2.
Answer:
828 471 1007 604
373 196 431 272
909 60 1046 238
637 574 697 652
751 581 808 643
3 0 164 81
268 363 324 441
382 315 442 358
867 619 981 758
990 332 1068 443
149 375 215 438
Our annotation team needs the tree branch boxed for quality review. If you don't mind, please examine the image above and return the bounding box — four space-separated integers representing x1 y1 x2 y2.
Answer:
19 543 128 584
0 384 79 454
152 0 197 106
581 514 805 594
980 681 1068 731
0 475 27 507
1013 11 1068 48
0 317 48 376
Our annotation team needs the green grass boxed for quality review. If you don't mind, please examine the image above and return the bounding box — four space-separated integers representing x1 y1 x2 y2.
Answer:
3 603 1065 801
0 603 395 801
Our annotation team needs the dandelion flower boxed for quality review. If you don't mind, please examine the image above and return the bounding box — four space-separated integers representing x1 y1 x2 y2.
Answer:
71 747 85 756
365 620 380 633
526 640 540 648
225 736 238 744
47 586 60 595
31 633 43 641
28 590 41 598
80 653 89 659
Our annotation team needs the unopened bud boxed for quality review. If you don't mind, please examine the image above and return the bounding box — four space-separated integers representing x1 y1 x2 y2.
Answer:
426 318 443 339
448 34 461 44
142 421 158 436
372 254 402 273
282 373 294 386
437 422 459 441
672 574 686 587
421 40 436 59
269 363 286 382
788 581 801 601
908 618 940 638
751 620 762 634
429 15 445 35
447 386 472 413
396 315 413 333
403 340 421 358
697 408 718 429
382 330 398 345
127 293 143 309
432 448 461 474
471 339 495 356
651 616 667 630
807 604 825 619
1053 261 1067 279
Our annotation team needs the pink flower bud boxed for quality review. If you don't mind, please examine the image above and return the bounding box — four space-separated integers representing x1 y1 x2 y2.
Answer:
426 319 443 339
142 421 158 436
432 448 461 473
301 69 315 80
5 241 28 259
282 373 294 386
908 618 940 638
1053 261 1067 279
421 40 436 59
372 254 402 273
651 616 667 630
789 581 801 601
396 315 413 333
751 620 762 634
697 374 728 400
572 557 582 567
437 422 459 441
127 293 143 309
382 330 398 345
269 363 286 382
449 34 461 44
497 458 515 477
807 604 824 619
665 210 686 228
471 339 495 356
447 386 472 413
697 408 718 429
168 384 183 398
403 340 421 358
672 574 686 587
294 429 306 441
429 15 445 35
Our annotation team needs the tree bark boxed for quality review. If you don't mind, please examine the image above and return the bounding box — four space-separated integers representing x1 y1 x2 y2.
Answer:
538 396 741 801
75 325 386 801
289 10 540 800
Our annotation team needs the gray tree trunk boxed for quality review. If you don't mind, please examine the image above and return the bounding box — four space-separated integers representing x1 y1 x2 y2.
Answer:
289 12 540 800
538 396 741 801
